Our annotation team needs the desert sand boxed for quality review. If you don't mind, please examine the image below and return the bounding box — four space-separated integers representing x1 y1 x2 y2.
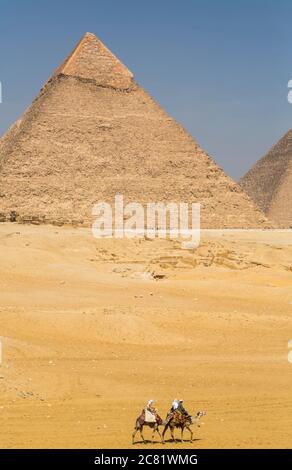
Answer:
0 223 291 448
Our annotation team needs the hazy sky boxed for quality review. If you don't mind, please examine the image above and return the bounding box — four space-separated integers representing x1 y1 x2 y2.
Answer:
0 0 291 180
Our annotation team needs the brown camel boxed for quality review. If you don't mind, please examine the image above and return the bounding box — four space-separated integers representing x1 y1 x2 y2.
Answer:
162 411 206 443
132 417 163 444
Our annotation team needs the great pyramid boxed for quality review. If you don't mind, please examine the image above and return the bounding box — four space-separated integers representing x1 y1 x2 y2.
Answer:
0 32 268 228
240 129 292 227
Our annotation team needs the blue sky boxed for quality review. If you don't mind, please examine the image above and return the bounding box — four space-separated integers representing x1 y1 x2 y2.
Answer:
0 0 291 179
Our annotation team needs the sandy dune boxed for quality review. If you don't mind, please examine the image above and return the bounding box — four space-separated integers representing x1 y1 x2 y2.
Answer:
0 223 291 448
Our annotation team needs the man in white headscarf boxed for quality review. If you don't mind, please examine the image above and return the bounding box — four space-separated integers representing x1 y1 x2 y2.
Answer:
147 400 154 410
171 399 179 412
144 400 159 423
177 399 190 417
165 398 179 424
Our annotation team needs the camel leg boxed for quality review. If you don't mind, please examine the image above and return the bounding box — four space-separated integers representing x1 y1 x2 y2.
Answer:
181 427 184 443
151 426 156 444
140 426 146 444
132 428 138 445
161 425 168 444
186 425 193 443
156 427 163 443
155 426 163 443
170 426 176 443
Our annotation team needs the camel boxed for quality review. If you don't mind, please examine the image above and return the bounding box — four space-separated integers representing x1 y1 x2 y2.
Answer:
132 417 163 444
162 411 206 443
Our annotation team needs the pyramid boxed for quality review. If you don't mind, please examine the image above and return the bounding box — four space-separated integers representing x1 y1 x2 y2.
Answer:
240 129 292 227
0 32 268 228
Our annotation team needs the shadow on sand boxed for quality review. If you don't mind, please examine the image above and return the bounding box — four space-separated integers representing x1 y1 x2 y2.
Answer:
133 438 201 445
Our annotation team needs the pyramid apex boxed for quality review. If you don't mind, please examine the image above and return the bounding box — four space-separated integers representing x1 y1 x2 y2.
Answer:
51 32 134 90
80 32 99 41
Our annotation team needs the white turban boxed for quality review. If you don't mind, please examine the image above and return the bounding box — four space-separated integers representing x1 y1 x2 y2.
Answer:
172 399 178 409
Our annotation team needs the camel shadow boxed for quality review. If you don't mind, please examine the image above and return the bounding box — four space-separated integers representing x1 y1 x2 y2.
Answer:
163 438 201 444
132 439 163 445
133 438 201 445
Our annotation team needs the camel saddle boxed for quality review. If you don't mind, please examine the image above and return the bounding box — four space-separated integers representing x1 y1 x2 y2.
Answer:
171 411 190 425
145 409 157 423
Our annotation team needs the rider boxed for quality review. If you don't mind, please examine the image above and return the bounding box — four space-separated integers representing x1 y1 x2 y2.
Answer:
145 400 162 425
171 399 179 412
165 398 179 423
146 400 156 413
177 399 190 417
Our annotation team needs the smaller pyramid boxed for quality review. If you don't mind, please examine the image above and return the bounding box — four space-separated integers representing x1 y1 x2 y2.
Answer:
240 129 292 227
